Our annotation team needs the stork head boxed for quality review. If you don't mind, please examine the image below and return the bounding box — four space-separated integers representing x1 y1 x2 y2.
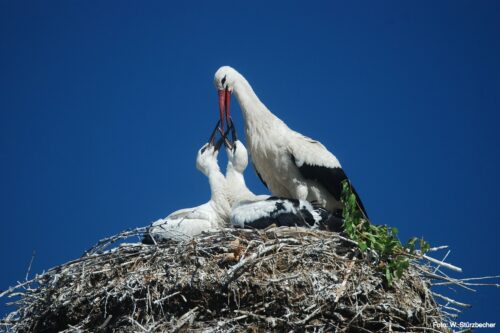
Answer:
214 66 239 134
226 140 248 174
214 66 238 91
196 122 223 176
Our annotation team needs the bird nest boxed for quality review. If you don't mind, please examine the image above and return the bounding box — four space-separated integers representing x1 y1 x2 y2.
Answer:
1 227 462 332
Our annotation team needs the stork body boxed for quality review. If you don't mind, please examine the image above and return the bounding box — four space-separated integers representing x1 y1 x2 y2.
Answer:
224 137 343 232
231 197 342 231
143 142 230 243
214 66 368 217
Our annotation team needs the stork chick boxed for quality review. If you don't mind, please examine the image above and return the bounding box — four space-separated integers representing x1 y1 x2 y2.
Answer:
143 123 230 243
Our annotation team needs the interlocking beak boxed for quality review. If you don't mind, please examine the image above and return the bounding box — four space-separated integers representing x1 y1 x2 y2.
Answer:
228 117 237 144
208 119 225 152
223 117 238 151
208 120 221 146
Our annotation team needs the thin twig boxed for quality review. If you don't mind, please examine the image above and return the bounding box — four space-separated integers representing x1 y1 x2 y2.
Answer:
431 292 471 308
25 251 36 282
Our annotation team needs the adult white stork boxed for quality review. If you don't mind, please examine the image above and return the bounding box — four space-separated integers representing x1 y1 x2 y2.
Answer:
223 121 344 232
214 66 368 218
142 124 231 244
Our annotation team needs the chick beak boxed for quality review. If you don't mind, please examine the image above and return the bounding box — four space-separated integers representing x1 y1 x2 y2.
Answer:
228 117 238 145
222 130 233 151
208 119 221 146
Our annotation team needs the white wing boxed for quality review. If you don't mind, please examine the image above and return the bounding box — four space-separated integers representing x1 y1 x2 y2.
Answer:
148 203 219 242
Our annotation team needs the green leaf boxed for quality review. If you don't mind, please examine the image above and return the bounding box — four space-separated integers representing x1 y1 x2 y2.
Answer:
405 237 417 251
385 267 393 286
421 240 431 254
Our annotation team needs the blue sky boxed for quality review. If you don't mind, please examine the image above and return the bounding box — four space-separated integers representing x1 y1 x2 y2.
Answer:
1 0 499 323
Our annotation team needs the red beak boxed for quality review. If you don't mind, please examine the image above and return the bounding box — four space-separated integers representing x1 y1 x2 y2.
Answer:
218 89 231 134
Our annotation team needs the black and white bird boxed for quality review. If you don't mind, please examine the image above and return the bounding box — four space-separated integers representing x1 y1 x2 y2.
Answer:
142 125 230 244
223 122 344 232
214 66 368 219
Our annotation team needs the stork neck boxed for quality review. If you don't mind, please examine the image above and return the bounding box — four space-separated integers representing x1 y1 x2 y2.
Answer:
206 167 231 221
233 74 285 139
225 163 255 205
234 75 273 121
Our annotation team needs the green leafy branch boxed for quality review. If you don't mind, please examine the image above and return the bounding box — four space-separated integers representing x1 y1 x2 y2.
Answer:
341 180 431 286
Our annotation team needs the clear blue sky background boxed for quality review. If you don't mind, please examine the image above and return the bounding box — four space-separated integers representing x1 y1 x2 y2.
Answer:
1 0 499 324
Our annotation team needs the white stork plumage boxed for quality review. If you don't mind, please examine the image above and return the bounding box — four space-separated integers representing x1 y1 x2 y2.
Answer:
142 126 230 244
223 125 269 206
214 66 368 218
223 122 344 232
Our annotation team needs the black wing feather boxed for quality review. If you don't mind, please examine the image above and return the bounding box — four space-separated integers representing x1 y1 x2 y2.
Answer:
240 197 311 229
252 161 269 190
291 154 369 218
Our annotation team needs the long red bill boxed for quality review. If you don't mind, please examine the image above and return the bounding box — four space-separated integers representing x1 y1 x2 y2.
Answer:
224 88 231 127
218 90 226 135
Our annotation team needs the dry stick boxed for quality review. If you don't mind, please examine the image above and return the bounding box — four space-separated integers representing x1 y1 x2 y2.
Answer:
202 315 249 333
335 260 356 303
153 291 181 305
433 275 500 286
441 310 459 319
441 305 462 313
128 316 148 332
171 307 199 333
422 254 462 273
435 281 500 288
426 245 449 252
294 305 325 326
433 250 451 274
431 292 471 308
25 251 36 282
97 315 113 330
456 275 500 281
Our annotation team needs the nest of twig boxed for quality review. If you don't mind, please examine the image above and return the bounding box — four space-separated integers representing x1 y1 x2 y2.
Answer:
1 227 460 332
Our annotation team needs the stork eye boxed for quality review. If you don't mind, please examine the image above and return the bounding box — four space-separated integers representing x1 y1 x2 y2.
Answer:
221 75 226 86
